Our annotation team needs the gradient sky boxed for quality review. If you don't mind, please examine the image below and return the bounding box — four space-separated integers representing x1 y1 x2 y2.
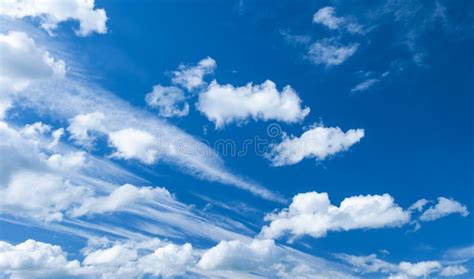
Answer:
0 1 473 278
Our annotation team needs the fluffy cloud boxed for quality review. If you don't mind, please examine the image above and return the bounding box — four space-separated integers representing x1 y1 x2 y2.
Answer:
197 80 310 128
172 57 216 90
0 0 107 36
338 253 468 278
197 239 280 271
0 239 81 278
70 184 172 217
313 7 363 34
145 85 189 117
260 192 410 240
419 197 469 222
137 243 194 277
67 111 106 147
308 39 359 66
108 128 159 164
0 171 90 222
267 125 364 166
0 31 65 118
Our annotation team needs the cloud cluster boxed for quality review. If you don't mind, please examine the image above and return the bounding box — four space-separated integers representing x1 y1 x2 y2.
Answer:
260 191 410 240
0 31 65 118
0 0 107 36
0 237 354 279
267 125 364 166
337 253 468 278
197 80 310 128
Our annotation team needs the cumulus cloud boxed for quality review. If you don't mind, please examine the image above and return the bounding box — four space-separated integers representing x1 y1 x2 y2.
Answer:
145 85 189 117
337 253 467 278
0 0 108 36
137 243 194 277
313 7 363 34
260 191 410 240
0 170 90 222
197 80 310 128
172 57 216 90
67 111 106 147
0 239 81 278
419 197 469 222
0 31 65 118
198 239 280 271
108 128 159 164
267 125 364 166
308 39 359 66
351 78 379 92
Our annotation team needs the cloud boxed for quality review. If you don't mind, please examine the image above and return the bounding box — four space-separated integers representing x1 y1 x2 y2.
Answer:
67 111 106 147
337 253 467 278
145 85 189 117
351 78 379 92
197 239 280 271
21 80 280 202
0 170 90 222
0 0 107 36
70 184 172 217
440 265 469 277
260 191 410 240
419 197 469 222
172 57 216 90
137 243 195 277
308 39 359 66
408 198 429 212
0 239 81 278
108 128 159 164
0 31 65 118
197 80 310 128
313 7 363 34
267 125 364 166
444 245 474 262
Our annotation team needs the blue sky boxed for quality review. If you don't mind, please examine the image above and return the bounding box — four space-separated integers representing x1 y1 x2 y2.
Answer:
0 0 472 278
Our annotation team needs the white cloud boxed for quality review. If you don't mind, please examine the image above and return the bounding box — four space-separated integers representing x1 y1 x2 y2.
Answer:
351 78 379 92
0 170 90 222
440 265 468 277
138 243 194 277
408 199 429 212
0 239 81 278
108 128 159 164
197 239 280 271
0 0 108 36
67 111 106 147
308 39 359 66
47 151 87 171
337 253 468 278
145 85 189 117
260 191 410 240
0 31 65 118
70 184 172 217
313 7 363 34
267 125 364 166
197 80 310 128
80 238 194 278
172 57 216 90
419 197 469 222
444 245 474 262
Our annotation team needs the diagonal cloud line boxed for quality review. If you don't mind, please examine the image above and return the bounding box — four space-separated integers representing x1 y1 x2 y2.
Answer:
16 79 285 203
